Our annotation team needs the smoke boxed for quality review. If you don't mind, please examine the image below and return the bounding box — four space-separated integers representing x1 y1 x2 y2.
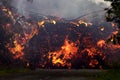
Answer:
12 0 110 19
90 0 111 6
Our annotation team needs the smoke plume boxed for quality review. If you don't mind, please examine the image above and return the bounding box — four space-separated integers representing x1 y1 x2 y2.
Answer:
12 0 110 19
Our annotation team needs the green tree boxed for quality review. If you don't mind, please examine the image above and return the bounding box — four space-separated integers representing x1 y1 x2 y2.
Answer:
105 0 120 44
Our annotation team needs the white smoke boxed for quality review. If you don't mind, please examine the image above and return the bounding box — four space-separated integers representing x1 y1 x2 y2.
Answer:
90 0 111 6
12 0 110 19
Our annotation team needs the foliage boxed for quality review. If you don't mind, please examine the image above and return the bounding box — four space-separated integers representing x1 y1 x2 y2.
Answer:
105 0 120 24
97 69 120 80
105 0 120 44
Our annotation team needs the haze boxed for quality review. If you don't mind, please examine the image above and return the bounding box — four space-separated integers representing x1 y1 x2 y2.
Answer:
12 0 110 19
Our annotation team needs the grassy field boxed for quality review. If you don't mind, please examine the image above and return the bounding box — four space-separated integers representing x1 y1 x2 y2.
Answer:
0 68 31 76
96 69 120 80
0 68 120 80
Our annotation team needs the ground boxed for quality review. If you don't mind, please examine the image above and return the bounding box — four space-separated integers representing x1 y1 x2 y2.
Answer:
0 69 120 80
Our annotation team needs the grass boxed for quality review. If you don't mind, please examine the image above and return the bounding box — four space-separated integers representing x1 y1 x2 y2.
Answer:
96 69 120 80
0 68 120 80
0 68 31 76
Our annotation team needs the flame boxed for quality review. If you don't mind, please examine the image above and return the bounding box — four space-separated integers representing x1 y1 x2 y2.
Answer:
51 20 56 24
78 20 93 27
97 40 106 47
89 60 99 68
111 23 115 27
7 40 24 59
70 20 92 27
38 21 45 27
2 8 7 12
1 4 120 69
26 62 30 67
112 31 118 35
82 48 97 57
48 38 78 67
107 44 120 49
24 27 39 41
100 27 105 31
70 21 79 27
38 19 57 28
81 47 105 68
2 6 16 23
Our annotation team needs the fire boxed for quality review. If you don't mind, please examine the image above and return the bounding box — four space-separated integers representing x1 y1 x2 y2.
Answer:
38 21 45 27
2 6 15 23
26 62 30 67
80 46 105 68
48 38 78 68
7 40 24 59
112 31 118 35
82 48 100 58
24 27 39 41
2 8 7 12
38 19 56 27
51 20 56 24
111 23 115 27
1 3 120 69
70 21 79 27
100 27 105 31
78 20 93 27
70 20 92 27
89 60 99 68
97 40 106 47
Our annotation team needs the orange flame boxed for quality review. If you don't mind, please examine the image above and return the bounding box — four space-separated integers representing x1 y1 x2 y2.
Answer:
2 4 120 69
70 21 79 27
70 20 92 27
111 23 115 27
51 20 56 24
2 6 15 23
89 60 99 68
48 38 78 68
7 40 24 59
78 20 93 27
97 40 106 47
38 21 45 27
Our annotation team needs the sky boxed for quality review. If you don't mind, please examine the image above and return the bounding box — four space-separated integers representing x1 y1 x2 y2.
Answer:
12 0 110 19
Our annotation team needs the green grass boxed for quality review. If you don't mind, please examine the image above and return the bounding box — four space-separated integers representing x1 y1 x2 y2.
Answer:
0 68 120 80
97 69 120 80
0 68 31 76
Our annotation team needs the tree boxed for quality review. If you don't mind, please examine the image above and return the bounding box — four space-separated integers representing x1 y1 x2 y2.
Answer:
105 0 120 44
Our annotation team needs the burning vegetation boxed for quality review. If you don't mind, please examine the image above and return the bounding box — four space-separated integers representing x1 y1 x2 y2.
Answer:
0 0 120 69
48 37 78 68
